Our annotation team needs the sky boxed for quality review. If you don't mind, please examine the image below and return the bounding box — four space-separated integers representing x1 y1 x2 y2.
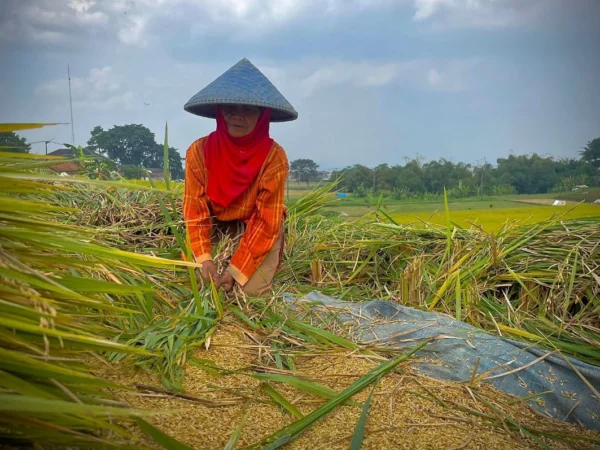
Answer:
1 0 599 170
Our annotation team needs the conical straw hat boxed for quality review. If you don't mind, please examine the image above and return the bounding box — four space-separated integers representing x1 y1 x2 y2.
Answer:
184 58 298 122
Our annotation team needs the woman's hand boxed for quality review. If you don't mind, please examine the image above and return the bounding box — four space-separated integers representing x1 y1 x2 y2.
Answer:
219 271 235 292
198 260 220 288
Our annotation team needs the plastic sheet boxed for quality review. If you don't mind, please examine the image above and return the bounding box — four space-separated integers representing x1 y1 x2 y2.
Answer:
285 292 600 431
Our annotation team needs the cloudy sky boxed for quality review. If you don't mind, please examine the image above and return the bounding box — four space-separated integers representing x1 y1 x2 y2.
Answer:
1 0 599 169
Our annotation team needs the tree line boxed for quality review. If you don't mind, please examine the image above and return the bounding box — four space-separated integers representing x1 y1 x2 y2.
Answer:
2 127 598 194
330 138 600 199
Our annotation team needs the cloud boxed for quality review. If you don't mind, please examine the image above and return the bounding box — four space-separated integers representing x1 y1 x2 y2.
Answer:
411 0 600 29
299 59 478 96
111 0 400 46
0 0 400 49
0 0 111 46
412 0 540 27
67 0 109 24
36 66 136 111
413 0 451 21
117 15 148 47
2 0 598 53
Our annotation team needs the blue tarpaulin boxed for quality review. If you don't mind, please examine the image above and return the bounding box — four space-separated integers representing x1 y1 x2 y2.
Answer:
284 292 600 431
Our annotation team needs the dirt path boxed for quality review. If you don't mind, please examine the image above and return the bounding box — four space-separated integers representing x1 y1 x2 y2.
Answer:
512 198 578 206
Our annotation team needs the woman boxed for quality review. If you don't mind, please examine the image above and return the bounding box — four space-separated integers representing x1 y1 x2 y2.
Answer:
182 58 298 296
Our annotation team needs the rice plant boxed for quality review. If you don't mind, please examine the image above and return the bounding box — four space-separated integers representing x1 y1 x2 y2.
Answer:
0 123 200 448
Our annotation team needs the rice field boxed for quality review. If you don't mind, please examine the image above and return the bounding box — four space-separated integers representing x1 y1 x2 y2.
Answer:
2 124 600 449
391 203 600 232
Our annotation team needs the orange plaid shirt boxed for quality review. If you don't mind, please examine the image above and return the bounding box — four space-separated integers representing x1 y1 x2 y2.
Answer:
183 137 289 286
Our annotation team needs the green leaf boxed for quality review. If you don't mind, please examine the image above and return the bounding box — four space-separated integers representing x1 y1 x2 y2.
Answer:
0 370 59 399
58 275 154 294
210 278 224 319
223 410 250 450
349 380 379 450
455 270 462 322
135 418 195 450
248 340 430 450
0 395 140 416
163 122 171 191
0 317 159 355
262 383 304 419
286 319 358 350
271 343 283 370
0 347 117 385
252 373 338 399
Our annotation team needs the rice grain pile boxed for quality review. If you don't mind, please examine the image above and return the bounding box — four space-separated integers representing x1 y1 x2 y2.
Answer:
92 323 600 450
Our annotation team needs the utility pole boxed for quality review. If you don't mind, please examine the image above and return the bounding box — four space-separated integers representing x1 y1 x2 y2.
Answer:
68 64 75 145
31 139 58 155
480 158 486 199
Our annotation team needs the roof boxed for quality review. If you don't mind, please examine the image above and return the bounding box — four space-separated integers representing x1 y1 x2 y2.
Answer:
183 58 298 123
50 162 81 173
48 148 106 159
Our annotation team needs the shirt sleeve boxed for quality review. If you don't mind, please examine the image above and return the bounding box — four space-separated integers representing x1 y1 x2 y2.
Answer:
182 140 213 264
227 148 288 285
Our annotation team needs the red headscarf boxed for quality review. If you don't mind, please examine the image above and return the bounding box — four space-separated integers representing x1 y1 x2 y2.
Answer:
204 106 274 207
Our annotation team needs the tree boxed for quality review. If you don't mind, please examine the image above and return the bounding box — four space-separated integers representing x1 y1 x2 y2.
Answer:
86 124 184 179
373 164 397 192
122 166 146 180
496 154 533 194
396 167 425 193
167 147 184 180
399 159 425 193
529 157 558 193
337 165 373 193
290 158 319 185
87 126 105 154
92 124 157 166
423 160 453 193
0 132 30 154
580 138 600 169
145 144 184 180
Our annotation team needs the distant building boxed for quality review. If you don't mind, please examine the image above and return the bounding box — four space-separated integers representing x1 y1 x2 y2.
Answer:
48 161 81 175
572 185 589 191
143 168 169 180
119 165 171 180
46 148 108 174
47 148 104 158
315 170 331 181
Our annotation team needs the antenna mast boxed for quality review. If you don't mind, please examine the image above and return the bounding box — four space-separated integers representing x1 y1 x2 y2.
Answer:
68 64 75 145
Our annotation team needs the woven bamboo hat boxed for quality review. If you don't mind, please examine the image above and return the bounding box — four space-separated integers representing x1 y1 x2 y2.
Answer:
184 58 298 122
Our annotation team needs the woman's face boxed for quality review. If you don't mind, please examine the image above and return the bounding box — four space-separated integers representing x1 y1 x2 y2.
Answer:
221 104 261 137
